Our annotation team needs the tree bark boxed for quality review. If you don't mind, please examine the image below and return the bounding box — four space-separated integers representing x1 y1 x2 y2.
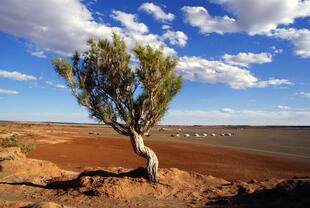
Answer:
130 131 159 183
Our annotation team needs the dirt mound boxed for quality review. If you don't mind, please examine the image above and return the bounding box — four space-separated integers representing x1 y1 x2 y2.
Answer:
0 147 26 160
42 166 225 207
224 177 310 207
0 147 63 184
208 176 310 207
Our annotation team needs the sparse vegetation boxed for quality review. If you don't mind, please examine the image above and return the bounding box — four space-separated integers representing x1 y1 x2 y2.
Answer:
52 33 183 182
1 134 36 154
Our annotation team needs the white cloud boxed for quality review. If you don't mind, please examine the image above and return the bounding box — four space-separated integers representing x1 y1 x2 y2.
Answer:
182 0 310 35
223 52 272 67
181 2 310 58
268 28 310 58
111 10 148 34
139 2 175 22
277 105 290 110
29 50 47 59
176 56 291 89
162 109 310 125
162 30 188 47
162 24 171 30
0 89 19 95
0 1 177 57
221 108 234 113
45 81 67 89
298 92 310 99
109 10 176 55
255 79 292 88
0 0 119 56
0 70 37 81
181 6 238 35
122 30 176 56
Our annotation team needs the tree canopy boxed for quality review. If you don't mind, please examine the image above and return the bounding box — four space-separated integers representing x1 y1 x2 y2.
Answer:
52 33 183 136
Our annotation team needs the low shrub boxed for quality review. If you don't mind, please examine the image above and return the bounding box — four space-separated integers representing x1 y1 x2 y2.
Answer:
1 134 36 154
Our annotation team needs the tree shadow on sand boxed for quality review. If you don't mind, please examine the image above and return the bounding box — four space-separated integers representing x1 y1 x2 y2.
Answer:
0 167 148 196
209 177 310 208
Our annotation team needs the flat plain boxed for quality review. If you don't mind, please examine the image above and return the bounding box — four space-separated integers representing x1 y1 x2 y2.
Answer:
1 122 309 181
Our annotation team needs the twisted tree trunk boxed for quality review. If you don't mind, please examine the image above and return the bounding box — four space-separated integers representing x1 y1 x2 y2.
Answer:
130 131 159 183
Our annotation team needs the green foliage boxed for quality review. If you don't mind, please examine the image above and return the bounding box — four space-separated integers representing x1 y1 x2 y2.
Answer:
52 33 183 136
1 134 36 154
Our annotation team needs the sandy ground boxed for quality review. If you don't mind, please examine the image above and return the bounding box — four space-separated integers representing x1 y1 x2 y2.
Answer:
1 122 310 207
0 122 309 181
0 147 309 208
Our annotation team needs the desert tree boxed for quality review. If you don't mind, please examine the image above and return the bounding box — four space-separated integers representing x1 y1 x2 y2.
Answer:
52 34 183 183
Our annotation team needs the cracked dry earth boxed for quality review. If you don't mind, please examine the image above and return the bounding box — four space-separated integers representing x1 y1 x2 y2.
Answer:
0 147 309 208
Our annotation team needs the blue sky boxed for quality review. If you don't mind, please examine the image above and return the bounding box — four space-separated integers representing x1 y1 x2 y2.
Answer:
0 0 310 125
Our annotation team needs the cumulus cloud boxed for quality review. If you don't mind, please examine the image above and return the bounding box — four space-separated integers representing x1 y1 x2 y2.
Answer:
298 92 310 99
181 6 238 35
0 0 118 56
181 1 310 58
139 2 175 22
0 89 19 95
0 70 37 81
162 109 310 125
182 0 310 35
111 10 148 34
162 30 188 47
108 10 176 55
176 56 291 89
45 81 67 89
223 52 272 67
0 0 176 57
268 28 310 58
162 24 171 30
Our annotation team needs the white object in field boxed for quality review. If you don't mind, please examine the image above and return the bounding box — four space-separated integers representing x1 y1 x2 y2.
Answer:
220 133 225 136
225 133 232 136
202 133 208 137
176 133 180 137
194 133 200 137
184 134 190 137
211 133 216 136
177 128 182 131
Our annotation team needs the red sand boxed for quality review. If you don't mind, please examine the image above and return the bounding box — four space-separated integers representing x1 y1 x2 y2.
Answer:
28 137 310 181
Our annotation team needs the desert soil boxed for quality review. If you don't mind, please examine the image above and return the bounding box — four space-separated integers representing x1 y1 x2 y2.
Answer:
0 122 310 207
1 147 310 208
